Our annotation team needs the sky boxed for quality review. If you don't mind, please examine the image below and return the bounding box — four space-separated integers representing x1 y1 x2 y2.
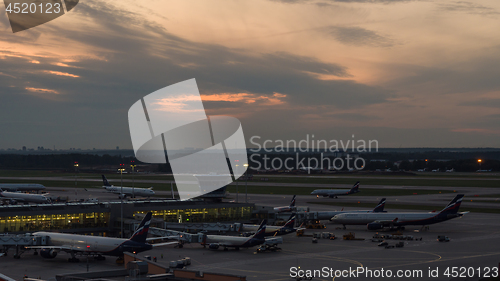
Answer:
0 0 500 150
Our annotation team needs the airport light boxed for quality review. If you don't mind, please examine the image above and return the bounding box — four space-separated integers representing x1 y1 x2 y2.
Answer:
478 159 482 170
74 162 79 187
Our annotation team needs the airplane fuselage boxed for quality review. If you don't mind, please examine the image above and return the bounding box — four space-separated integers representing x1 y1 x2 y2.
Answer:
104 185 155 197
0 191 50 204
311 189 357 197
331 212 460 226
202 234 264 248
241 225 296 236
33 232 152 256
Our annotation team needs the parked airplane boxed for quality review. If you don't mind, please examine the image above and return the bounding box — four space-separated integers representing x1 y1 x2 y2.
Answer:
318 198 387 221
310 181 360 198
202 220 267 251
0 184 45 192
0 190 51 204
274 195 296 213
330 194 467 230
241 214 300 236
102 175 155 198
28 212 169 262
305 197 386 221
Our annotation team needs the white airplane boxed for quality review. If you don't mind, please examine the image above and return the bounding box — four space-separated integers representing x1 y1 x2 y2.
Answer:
102 175 154 198
273 195 296 213
0 190 51 204
310 181 360 198
330 194 467 230
241 214 301 236
305 198 386 221
0 183 45 192
202 220 267 251
28 212 171 262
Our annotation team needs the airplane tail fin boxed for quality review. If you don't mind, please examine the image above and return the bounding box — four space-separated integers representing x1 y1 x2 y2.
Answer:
102 175 111 187
283 214 296 229
252 219 267 240
129 212 152 243
289 195 296 208
372 198 386 212
439 194 464 215
350 181 360 193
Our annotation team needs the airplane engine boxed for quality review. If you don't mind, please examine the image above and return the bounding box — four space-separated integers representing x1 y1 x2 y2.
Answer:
367 222 383 230
208 244 220 250
40 248 57 258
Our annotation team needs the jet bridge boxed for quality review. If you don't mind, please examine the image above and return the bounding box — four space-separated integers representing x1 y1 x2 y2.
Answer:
149 227 204 244
148 227 283 247
162 222 242 233
0 234 49 259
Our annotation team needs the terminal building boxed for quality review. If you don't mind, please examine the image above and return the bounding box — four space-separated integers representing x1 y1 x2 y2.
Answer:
0 200 254 236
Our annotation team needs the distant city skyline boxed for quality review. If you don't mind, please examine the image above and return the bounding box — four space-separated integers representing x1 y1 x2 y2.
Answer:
1 0 500 149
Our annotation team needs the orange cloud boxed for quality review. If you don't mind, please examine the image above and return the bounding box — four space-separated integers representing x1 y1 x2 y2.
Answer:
202 92 287 105
25 87 59 94
44 70 79 78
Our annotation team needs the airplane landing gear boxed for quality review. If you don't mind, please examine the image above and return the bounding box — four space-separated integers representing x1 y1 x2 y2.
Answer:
68 251 80 262
95 255 106 261
223 247 228 251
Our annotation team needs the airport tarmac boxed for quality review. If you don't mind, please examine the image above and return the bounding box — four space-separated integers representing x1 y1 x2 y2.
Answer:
1 190 499 281
0 211 499 281
28 184 500 210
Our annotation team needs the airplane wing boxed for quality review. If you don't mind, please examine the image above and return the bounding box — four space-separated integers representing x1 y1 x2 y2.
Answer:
26 245 75 251
371 218 401 227
146 236 181 241
151 242 179 247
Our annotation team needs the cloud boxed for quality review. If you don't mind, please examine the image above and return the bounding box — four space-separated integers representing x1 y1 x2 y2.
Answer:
459 99 500 108
326 26 393 47
437 1 499 16
0 0 393 149
270 0 415 4
44 70 80 78
25 87 59 94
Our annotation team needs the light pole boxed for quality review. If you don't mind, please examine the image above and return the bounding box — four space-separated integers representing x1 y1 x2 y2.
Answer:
243 164 249 203
130 161 136 198
119 164 125 238
235 164 239 203
74 162 79 201
74 162 79 186
478 159 482 171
